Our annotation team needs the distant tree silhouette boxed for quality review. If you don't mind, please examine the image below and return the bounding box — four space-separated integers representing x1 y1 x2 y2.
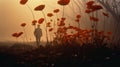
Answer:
97 0 120 22
97 0 120 43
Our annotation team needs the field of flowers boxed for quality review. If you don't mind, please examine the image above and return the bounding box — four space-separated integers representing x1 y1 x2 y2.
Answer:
12 0 113 45
0 0 120 67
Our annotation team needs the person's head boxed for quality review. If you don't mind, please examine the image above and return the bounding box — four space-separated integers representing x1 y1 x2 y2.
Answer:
37 25 40 28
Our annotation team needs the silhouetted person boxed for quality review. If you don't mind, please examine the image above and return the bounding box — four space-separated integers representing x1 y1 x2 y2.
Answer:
34 25 42 46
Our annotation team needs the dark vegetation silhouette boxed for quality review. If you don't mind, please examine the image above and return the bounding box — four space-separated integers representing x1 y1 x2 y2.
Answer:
0 42 120 67
1 0 120 67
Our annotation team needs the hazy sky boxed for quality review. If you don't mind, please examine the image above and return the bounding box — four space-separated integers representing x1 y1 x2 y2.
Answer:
0 0 114 42
0 0 79 42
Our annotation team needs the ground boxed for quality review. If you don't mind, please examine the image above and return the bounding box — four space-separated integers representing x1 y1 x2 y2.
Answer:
0 42 120 67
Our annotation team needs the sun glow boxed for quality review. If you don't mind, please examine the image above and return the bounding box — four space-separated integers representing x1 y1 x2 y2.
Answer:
0 0 113 42
0 0 82 42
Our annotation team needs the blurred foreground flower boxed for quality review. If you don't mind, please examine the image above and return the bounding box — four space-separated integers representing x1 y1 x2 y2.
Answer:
47 13 54 17
86 1 95 6
20 0 28 5
32 20 37 26
46 22 51 27
38 18 44 24
102 12 109 17
53 9 60 13
34 5 45 11
18 32 23 37
21 23 26 27
12 33 18 38
58 0 70 6
49 28 53 32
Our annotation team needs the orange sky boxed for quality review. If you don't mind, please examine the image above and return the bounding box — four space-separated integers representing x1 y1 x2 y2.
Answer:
0 0 79 42
0 0 114 42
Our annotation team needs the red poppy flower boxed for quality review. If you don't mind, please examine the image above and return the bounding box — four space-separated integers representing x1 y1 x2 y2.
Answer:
76 14 81 18
63 26 68 30
12 33 18 37
61 17 66 21
19 32 23 35
93 18 99 22
75 19 80 22
49 28 53 32
107 32 112 35
90 16 99 22
86 1 95 6
38 18 44 24
85 9 92 14
32 23 36 26
102 12 109 17
58 21 65 26
53 9 60 13
73 27 80 31
21 23 26 27
68 26 74 29
18 32 23 37
60 22 65 26
87 5 92 9
91 5 103 11
20 0 28 5
90 16 93 20
46 22 51 27
32 20 37 25
47 13 53 17
34 5 45 11
58 0 70 6
89 29 94 32
98 31 104 35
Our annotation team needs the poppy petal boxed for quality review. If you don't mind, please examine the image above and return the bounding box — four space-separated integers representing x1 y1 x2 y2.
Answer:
20 0 28 5
34 5 45 11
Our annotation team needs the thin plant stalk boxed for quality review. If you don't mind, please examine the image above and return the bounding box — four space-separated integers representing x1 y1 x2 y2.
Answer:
103 16 106 31
42 11 49 44
15 38 18 43
26 4 37 30
23 28 28 43
26 4 35 20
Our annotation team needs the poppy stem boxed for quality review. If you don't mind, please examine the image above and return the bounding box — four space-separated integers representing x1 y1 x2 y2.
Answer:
95 11 98 45
23 28 28 43
54 13 59 32
91 12 94 44
26 4 35 20
103 16 106 31
19 34 24 43
53 19 56 34
69 1 77 15
62 6 65 17
73 0 81 13
42 11 49 44
15 38 18 43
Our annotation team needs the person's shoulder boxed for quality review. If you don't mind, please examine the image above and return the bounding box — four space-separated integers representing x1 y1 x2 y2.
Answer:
35 28 37 30
40 28 42 30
